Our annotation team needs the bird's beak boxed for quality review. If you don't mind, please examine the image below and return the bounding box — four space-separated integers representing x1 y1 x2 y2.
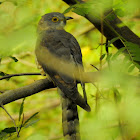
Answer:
65 16 73 20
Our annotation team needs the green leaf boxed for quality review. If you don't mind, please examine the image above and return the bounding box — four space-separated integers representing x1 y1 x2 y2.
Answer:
19 98 25 122
134 62 140 70
24 119 40 128
106 53 112 61
112 47 126 60
124 41 140 69
73 8 85 16
100 54 106 60
73 3 91 16
107 37 120 47
1 127 16 134
106 13 116 21
0 71 6 76
23 112 39 126
128 64 135 72
63 3 91 16
125 42 140 61
63 5 74 14
114 9 125 17
10 56 18 62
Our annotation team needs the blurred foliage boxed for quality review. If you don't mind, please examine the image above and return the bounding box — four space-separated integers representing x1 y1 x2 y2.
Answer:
0 0 140 140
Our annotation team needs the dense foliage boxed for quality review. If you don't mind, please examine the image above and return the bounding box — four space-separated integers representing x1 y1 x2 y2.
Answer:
0 0 140 140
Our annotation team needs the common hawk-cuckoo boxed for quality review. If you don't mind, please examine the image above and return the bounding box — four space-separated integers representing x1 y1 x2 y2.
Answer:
35 12 91 140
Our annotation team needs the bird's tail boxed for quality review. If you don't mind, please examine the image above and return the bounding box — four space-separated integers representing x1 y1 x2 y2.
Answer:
61 96 80 140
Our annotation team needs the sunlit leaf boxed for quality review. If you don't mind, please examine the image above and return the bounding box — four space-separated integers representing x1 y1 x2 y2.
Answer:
63 3 91 16
106 53 112 61
23 112 39 126
24 119 40 128
19 98 25 122
128 64 135 72
63 5 74 14
73 3 91 16
124 41 140 69
125 42 140 61
114 9 125 17
100 54 106 60
111 47 126 60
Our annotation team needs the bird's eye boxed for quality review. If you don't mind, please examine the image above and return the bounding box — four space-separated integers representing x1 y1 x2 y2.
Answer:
52 17 59 22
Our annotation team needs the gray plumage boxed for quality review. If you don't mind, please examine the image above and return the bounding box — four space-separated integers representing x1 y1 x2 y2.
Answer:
35 12 90 140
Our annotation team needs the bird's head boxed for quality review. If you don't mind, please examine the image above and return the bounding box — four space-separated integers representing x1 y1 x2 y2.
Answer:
38 12 73 31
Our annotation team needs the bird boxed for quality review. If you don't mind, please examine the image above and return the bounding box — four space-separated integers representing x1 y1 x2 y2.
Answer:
35 12 91 140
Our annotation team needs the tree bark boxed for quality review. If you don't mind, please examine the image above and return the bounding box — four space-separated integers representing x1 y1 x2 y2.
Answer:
0 79 55 105
0 71 139 106
62 0 140 48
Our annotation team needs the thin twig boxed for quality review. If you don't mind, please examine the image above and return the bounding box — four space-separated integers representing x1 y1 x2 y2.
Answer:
90 64 99 71
1 104 19 137
99 12 104 70
17 113 24 137
0 72 41 80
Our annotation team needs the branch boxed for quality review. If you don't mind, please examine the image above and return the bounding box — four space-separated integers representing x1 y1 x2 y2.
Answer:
1 47 139 106
0 72 41 80
0 79 55 105
85 9 140 48
0 70 100 106
62 0 140 52
0 71 139 106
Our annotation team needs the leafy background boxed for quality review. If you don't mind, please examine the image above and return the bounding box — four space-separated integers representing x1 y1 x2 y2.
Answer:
0 0 140 140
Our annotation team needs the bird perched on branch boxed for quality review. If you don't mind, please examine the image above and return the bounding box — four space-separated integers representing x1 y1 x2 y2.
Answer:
35 12 91 140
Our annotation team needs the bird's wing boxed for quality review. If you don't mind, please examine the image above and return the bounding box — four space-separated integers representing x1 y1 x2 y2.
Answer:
55 30 88 103
55 30 83 66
